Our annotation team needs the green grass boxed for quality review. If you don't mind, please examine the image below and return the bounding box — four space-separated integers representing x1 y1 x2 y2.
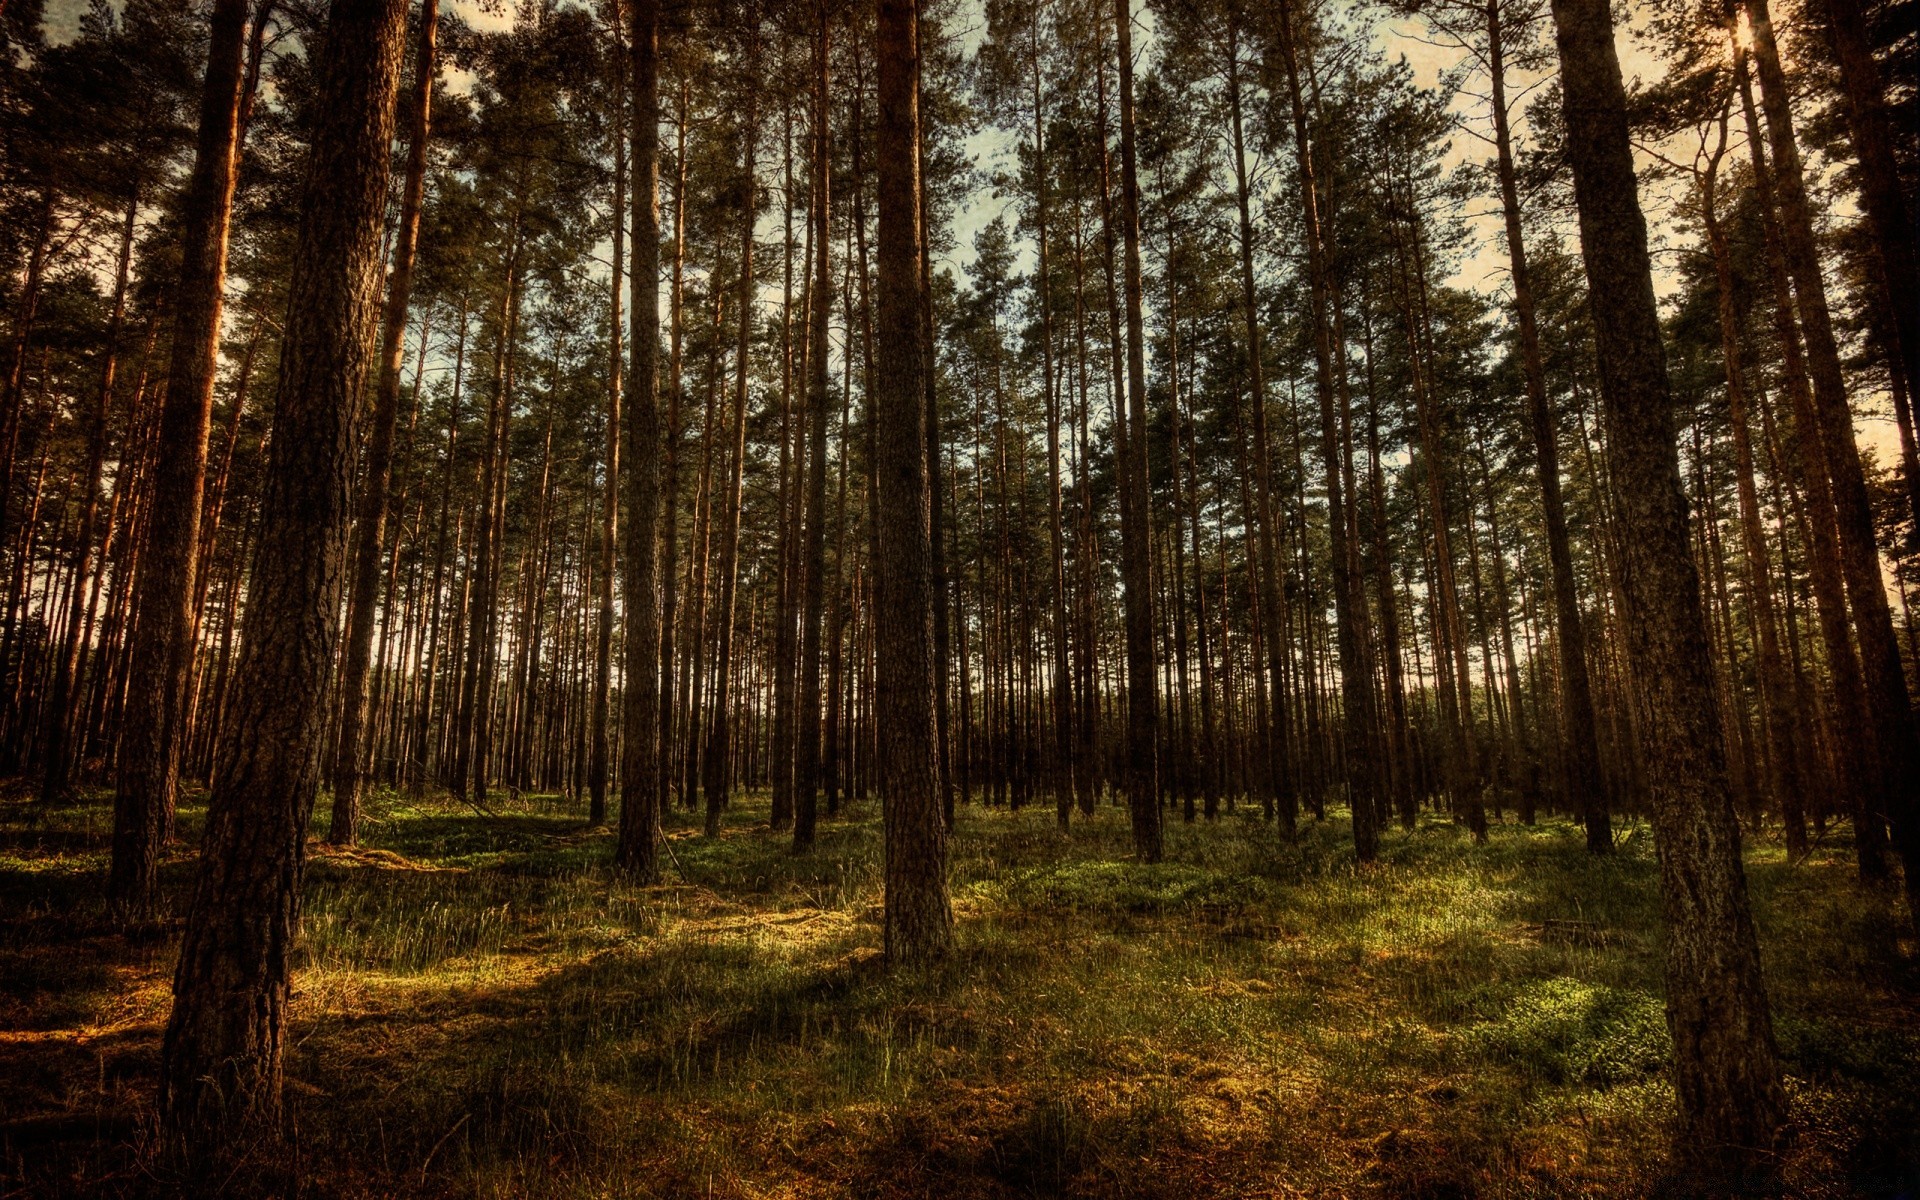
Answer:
1 784 1915 1198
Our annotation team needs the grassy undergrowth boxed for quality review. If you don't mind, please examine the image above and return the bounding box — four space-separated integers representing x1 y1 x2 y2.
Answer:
1 784 1916 1197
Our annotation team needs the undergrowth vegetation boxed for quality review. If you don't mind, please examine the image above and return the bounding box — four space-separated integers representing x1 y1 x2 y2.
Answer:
1 787 1915 1197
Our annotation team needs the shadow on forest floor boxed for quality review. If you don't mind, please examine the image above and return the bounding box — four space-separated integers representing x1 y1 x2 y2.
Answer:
1 785 1917 1198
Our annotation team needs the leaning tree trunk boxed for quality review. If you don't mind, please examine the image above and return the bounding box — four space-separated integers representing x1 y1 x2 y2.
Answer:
108 0 250 920
330 0 439 845
1745 0 1919 921
1817 0 1920 456
1548 0 1785 1182
874 0 952 965
1488 0 1607 852
41 189 136 804
615 0 663 880
159 0 409 1159
1700 137 1808 858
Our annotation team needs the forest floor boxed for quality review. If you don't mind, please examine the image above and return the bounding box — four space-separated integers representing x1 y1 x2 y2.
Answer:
1 785 1916 1199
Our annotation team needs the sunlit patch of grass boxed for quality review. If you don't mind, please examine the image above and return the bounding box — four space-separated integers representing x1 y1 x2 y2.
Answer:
2 786 1916 1197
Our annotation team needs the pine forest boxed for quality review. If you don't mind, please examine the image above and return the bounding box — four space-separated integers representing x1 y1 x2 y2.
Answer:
0 0 1917 1192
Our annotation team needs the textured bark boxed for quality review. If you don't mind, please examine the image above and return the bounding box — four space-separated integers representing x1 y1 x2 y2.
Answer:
159 0 408 1156
772 107 799 833
591 24 624 829
0 192 52 583
874 0 952 965
795 1 831 851
1225 26 1292 831
1817 0 1920 443
1487 0 1607 851
1550 0 1785 1180
1111 0 1161 863
702 74 756 835
1276 0 1375 860
1699 133 1807 857
1030 22 1072 828
41 190 136 803
330 0 439 845
1733 49 1880 875
1745 0 1917 916
109 0 250 919
659 77 688 811
616 0 662 880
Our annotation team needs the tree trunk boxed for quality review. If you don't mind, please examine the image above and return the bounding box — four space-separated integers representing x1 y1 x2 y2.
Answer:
41 189 136 803
795 0 832 850
1549 0 1785 1179
1111 0 1161 862
616 0 662 879
703 72 757 835
591 15 624 828
159 0 408 1156
1276 0 1375 860
1699 138 1808 857
1225 24 1293 832
874 0 952 964
330 0 438 844
109 0 251 919
1816 0 1920 445
1488 0 1607 851
1745 0 1918 918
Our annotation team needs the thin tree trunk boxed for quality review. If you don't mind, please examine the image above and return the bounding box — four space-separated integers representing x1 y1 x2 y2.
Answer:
1111 0 1160 862
1488 0 1607 850
42 189 137 802
795 0 832 850
330 0 439 844
591 12 624 828
703 69 758 835
109 0 251 918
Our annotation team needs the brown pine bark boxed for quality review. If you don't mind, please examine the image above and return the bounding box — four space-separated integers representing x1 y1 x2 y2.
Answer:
1549 0 1785 1179
1733 47 1881 875
1745 0 1918 915
108 0 250 919
330 0 439 844
773 103 800 832
1111 0 1161 862
0 192 53 585
874 0 952 964
1225 23 1293 831
1699 126 1808 857
795 0 832 851
41 189 136 803
590 9 624 828
1487 0 1607 851
1817 0 1920 443
616 0 662 879
1275 0 1375 860
703 73 757 835
159 0 409 1155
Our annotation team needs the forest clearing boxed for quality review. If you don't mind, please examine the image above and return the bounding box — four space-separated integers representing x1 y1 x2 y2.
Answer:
4 788 1916 1197
2 0 1918 1188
